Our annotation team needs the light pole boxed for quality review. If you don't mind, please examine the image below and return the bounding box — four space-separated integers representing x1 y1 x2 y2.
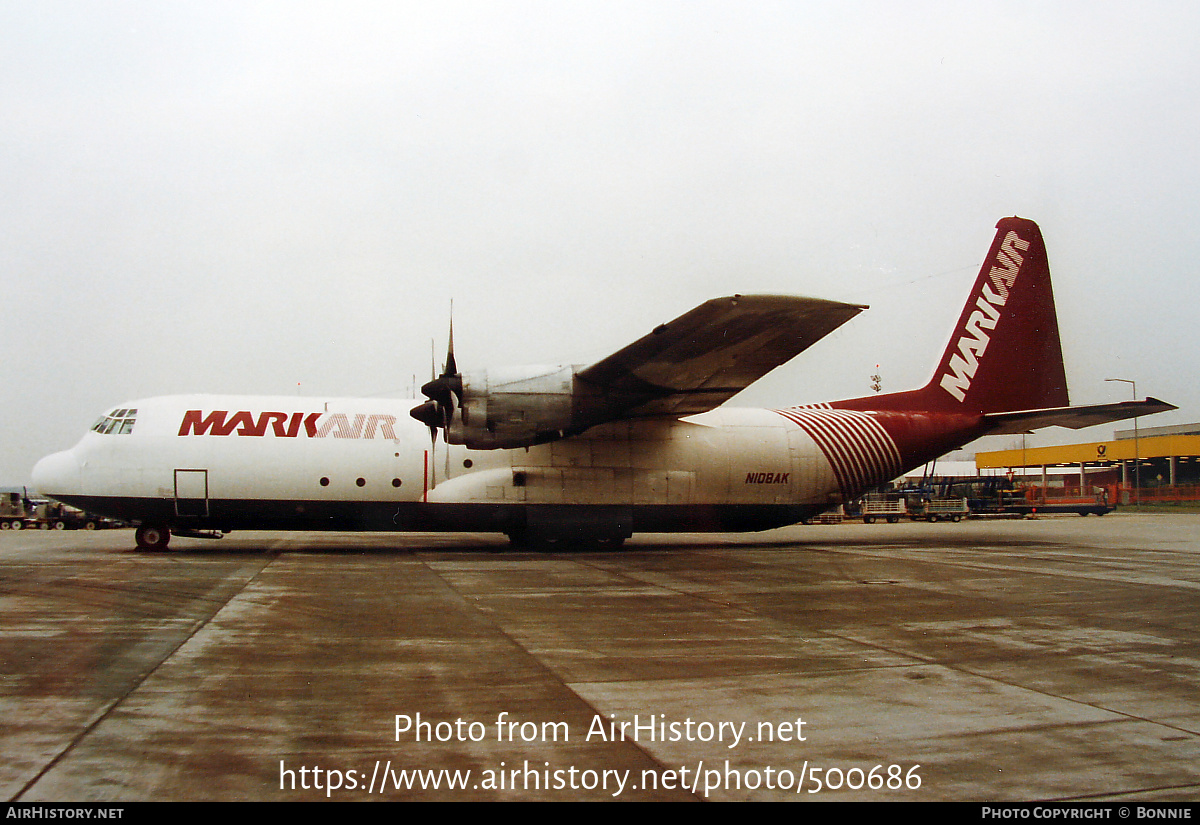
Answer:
1106 378 1139 506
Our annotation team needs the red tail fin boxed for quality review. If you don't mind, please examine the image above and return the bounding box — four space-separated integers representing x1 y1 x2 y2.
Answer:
930 217 1067 413
842 217 1069 416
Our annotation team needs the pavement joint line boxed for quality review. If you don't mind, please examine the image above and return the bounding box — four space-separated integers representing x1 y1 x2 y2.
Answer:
413 550 707 801
11 545 283 802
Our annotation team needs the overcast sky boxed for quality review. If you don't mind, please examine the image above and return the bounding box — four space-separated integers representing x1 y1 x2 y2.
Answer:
3 2 1198 485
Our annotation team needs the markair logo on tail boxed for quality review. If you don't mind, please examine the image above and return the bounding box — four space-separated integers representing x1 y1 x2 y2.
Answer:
939 230 1031 402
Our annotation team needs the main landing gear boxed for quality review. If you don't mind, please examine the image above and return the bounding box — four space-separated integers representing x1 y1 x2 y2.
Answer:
506 528 626 552
135 524 171 551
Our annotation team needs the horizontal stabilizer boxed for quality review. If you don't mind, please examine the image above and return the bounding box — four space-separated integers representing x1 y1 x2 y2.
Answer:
982 398 1177 436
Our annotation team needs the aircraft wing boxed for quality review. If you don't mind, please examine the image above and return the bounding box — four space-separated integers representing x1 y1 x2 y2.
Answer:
576 294 867 418
982 398 1177 436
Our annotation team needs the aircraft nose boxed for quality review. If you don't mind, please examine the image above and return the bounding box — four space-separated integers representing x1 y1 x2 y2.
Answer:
32 449 81 496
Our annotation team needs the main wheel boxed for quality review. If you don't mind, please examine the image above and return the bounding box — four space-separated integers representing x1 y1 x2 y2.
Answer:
507 528 555 551
135 525 171 551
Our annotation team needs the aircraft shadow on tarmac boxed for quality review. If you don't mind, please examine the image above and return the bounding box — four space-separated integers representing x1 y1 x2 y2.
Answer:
126 529 1067 556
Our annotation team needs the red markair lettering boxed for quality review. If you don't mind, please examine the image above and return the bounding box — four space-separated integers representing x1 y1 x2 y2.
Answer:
939 230 1030 402
180 411 398 440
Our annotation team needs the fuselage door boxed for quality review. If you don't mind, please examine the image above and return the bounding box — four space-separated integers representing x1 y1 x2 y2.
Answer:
174 469 209 518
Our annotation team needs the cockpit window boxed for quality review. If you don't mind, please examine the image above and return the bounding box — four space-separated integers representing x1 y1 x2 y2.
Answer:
91 408 138 435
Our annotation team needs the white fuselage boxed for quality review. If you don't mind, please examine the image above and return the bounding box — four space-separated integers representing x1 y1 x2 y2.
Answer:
33 394 847 538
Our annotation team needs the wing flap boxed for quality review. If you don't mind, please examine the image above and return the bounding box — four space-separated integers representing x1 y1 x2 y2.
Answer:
983 398 1177 436
577 294 865 417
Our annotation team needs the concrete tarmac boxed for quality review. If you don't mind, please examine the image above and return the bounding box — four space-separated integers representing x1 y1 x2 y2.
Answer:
2 513 1198 801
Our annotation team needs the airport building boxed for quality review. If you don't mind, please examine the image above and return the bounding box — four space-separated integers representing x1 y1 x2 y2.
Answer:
975 423 1200 504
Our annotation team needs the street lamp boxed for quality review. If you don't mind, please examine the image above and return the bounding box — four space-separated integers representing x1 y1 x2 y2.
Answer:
1105 378 1140 506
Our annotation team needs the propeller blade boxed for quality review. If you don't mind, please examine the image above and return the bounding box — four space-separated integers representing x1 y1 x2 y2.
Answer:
444 311 457 377
410 305 464 440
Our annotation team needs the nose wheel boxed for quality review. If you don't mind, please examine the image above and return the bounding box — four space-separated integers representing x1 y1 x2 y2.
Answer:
135 525 171 551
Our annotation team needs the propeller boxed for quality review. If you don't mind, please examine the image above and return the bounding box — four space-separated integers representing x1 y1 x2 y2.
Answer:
410 315 463 442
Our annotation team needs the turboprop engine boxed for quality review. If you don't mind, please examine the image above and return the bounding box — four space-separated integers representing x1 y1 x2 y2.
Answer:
412 363 592 449
409 319 629 451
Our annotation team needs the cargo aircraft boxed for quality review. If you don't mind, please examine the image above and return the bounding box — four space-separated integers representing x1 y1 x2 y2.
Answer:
33 218 1173 550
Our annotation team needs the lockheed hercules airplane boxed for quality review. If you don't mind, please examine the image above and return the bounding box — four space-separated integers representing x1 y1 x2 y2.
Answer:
33 218 1173 550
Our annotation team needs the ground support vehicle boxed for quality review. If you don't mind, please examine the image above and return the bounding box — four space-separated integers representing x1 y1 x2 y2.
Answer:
0 492 30 529
813 505 845 524
1 493 108 530
861 494 906 524
915 497 969 522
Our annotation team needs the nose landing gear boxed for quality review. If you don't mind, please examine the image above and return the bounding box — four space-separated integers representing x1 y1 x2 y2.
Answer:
134 524 171 551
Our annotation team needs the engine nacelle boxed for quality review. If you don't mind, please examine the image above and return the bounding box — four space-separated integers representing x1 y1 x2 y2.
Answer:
445 365 585 449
